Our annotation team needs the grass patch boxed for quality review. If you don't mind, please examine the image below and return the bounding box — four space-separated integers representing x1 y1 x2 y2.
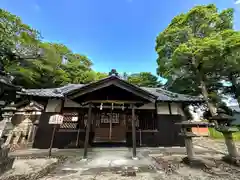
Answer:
209 127 240 141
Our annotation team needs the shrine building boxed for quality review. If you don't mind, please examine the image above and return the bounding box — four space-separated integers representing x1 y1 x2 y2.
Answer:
14 75 203 158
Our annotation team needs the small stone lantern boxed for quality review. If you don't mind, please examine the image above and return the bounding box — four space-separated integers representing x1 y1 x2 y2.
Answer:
210 109 240 165
0 106 16 175
176 121 213 166
0 69 20 174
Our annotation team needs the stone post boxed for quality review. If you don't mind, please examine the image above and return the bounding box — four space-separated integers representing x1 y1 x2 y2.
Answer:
223 132 238 158
0 131 15 175
185 136 194 160
176 121 211 167
210 110 240 165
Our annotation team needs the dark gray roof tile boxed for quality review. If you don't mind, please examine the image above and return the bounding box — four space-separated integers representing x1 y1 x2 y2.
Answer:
141 87 203 102
20 83 203 102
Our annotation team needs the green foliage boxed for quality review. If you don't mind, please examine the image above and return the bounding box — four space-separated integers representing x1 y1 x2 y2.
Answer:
209 128 240 141
0 9 109 88
155 4 240 112
0 8 42 87
127 72 162 87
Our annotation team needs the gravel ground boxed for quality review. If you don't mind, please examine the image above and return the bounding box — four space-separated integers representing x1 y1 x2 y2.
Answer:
3 139 240 180
193 137 240 154
40 145 240 180
1 158 58 179
150 152 240 180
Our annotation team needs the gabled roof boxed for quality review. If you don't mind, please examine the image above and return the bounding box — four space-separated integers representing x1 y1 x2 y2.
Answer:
19 76 204 103
66 76 157 102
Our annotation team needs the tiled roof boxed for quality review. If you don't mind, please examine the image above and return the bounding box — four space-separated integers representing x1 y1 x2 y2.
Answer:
20 83 203 102
140 87 204 102
19 84 84 98
19 88 63 97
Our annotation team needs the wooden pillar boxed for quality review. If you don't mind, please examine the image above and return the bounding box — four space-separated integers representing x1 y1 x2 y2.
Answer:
83 103 92 159
132 105 137 158
109 110 112 140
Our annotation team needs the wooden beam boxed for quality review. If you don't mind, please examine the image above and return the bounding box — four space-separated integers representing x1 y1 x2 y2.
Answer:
109 110 112 140
168 103 172 115
83 103 92 159
81 100 145 105
132 105 137 158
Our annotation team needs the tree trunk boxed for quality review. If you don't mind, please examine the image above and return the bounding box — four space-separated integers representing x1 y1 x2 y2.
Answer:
193 59 216 117
199 77 216 116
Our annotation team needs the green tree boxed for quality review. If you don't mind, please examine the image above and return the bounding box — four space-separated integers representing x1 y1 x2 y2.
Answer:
155 4 235 115
0 9 42 87
218 30 240 107
0 9 108 88
127 72 162 87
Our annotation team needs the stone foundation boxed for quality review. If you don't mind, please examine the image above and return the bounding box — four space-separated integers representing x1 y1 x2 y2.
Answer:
0 139 15 175
0 157 14 175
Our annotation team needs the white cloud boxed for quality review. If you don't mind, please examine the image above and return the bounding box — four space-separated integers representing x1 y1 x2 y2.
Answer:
126 0 133 3
235 0 240 4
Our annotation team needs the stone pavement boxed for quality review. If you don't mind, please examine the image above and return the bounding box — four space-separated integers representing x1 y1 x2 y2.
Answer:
39 149 160 180
36 146 230 180
9 143 240 180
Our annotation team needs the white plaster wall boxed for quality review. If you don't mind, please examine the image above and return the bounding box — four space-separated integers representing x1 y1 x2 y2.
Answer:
157 102 183 115
177 105 185 116
157 103 170 114
64 98 81 108
171 103 179 115
138 103 155 110
45 99 62 112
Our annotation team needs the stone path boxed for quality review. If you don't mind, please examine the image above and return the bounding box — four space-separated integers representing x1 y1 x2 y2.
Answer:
40 150 159 180
38 146 240 180
9 142 240 180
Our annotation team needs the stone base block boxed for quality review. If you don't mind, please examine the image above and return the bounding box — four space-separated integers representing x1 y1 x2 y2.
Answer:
222 155 240 166
121 167 137 177
0 157 15 175
182 157 214 169
121 170 136 176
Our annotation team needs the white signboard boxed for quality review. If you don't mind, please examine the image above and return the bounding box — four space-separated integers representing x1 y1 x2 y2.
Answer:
72 116 78 122
49 114 64 124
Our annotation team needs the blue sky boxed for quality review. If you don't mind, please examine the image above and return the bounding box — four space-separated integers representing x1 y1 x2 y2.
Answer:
1 0 240 75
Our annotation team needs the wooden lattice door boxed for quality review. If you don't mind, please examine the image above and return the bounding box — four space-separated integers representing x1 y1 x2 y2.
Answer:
94 112 126 142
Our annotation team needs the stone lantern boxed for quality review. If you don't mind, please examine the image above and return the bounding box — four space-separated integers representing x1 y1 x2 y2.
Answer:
175 121 214 166
0 69 21 174
0 70 21 138
210 109 240 165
